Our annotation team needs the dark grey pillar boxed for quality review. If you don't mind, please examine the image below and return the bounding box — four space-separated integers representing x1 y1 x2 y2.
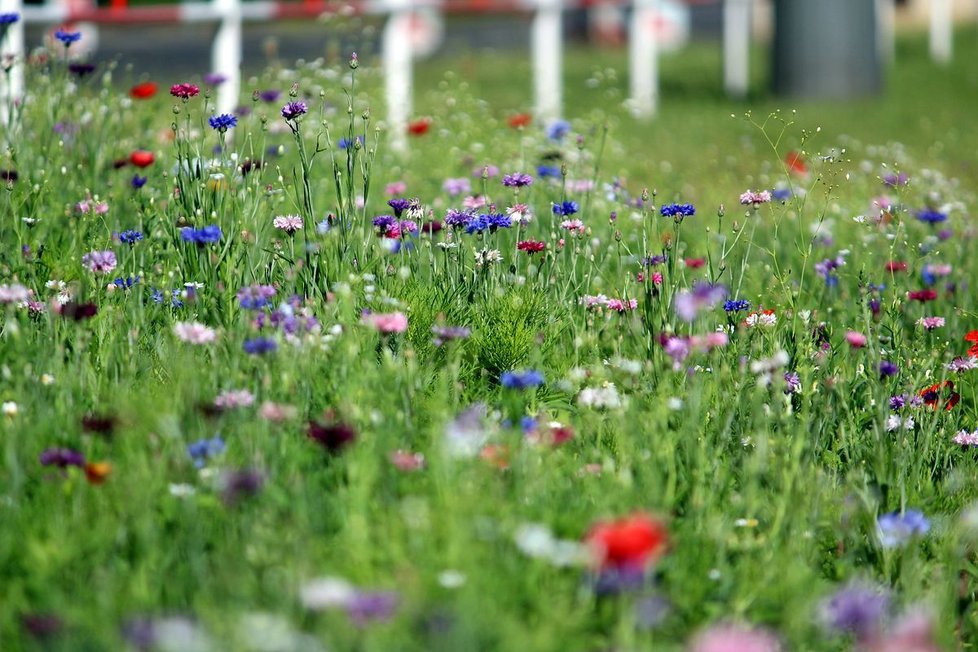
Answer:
772 0 882 99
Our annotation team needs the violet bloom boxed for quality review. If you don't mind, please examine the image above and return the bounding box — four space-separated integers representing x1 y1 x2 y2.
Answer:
40 447 85 468
877 509 930 548
819 582 889 639
82 250 117 274
674 282 728 322
220 468 264 505
879 361 899 378
281 101 307 121
502 172 533 188
346 591 399 626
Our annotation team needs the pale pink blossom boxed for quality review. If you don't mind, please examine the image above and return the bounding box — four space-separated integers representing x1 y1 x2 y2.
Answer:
953 430 978 447
688 624 781 652
916 316 944 330
389 450 425 472
272 214 303 233
363 311 408 334
739 190 772 206
214 389 255 409
259 401 298 422
173 321 217 344
560 219 586 235
0 283 30 304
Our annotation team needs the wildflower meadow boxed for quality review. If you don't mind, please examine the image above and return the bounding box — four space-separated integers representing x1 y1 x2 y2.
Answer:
3 17 978 652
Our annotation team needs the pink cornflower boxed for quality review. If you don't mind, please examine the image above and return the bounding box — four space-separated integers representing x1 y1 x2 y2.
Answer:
916 316 945 330
363 312 408 334
273 214 303 234
0 283 30 304
214 389 255 409
385 181 407 196
605 298 638 312
389 450 425 472
173 321 217 344
953 430 978 447
81 250 117 274
688 624 782 652
739 190 772 206
507 204 532 225
463 195 487 210
846 331 868 348
170 83 200 99
560 219 586 235
259 401 298 422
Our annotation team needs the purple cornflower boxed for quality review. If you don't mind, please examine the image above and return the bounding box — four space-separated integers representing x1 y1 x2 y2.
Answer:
819 582 889 639
53 29 81 45
203 73 227 86
815 254 846 287
82 250 117 274
879 360 899 378
783 371 801 394
659 203 695 219
888 394 907 410
281 101 307 121
387 198 411 217
243 337 277 355
444 208 473 229
39 447 85 468
674 282 728 322
500 369 545 390
346 591 399 626
208 113 237 132
131 175 147 189
552 201 579 217
877 509 930 548
883 172 908 187
947 357 978 372
180 225 222 245
442 177 470 196
641 254 668 267
502 172 533 188
258 89 280 103
432 325 471 346
237 284 276 310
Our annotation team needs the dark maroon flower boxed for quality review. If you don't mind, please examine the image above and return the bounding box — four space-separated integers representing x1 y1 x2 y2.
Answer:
221 468 265 505
21 613 62 639
307 420 357 453
0 168 17 182
81 413 116 435
61 302 98 321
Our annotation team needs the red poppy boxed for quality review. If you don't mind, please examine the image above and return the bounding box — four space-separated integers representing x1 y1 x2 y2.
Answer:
885 261 908 272
508 113 532 129
685 257 705 269
129 81 158 100
407 118 431 136
785 151 808 177
965 331 978 357
585 512 668 571
918 381 959 411
129 150 154 168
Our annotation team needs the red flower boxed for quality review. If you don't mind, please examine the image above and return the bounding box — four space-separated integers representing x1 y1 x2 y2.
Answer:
964 331 978 357
407 118 431 136
129 150 155 168
908 289 937 302
129 81 158 100
919 381 959 411
508 113 532 129
885 261 908 272
785 151 808 177
585 512 668 571
685 257 705 269
517 240 546 254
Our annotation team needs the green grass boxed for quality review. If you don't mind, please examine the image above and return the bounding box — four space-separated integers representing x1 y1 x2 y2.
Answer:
1 25 978 651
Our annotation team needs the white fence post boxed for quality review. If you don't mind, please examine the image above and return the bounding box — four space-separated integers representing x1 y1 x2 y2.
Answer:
875 0 895 63
0 0 25 129
722 0 750 98
211 0 242 116
929 0 952 64
532 0 562 121
383 0 412 153
629 0 658 117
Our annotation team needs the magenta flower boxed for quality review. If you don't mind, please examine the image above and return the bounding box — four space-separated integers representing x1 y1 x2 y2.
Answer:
916 316 945 330
845 331 867 348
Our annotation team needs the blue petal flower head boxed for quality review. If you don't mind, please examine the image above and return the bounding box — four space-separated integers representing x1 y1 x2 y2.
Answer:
500 369 545 390
187 436 225 468
723 299 750 313
243 337 277 355
916 209 947 224
119 229 143 245
537 165 561 179
0 13 20 26
464 214 490 235
552 201 579 217
877 509 930 548
484 213 511 231
659 203 696 218
547 119 571 141
131 175 147 189
112 276 139 290
208 113 238 132
54 29 82 45
819 582 890 638
181 225 222 245
387 198 411 217
772 187 792 201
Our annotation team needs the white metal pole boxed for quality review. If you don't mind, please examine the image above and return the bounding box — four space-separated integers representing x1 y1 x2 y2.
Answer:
929 0 952 64
383 0 413 154
875 0 895 63
532 0 562 122
211 0 242 116
723 0 750 98
628 0 658 117
0 0 25 129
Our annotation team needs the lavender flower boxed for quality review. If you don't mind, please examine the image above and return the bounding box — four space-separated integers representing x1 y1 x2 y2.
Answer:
82 250 117 274
502 172 533 188
819 582 889 639
877 509 930 548
39 447 85 468
280 101 307 121
674 282 728 322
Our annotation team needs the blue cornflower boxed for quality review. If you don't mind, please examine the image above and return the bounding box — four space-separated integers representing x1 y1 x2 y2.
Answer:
237 284 276 310
877 509 930 548
500 369 545 390
485 213 511 231
537 165 561 179
180 225 222 245
150 288 183 307
819 582 890 639
119 229 143 245
208 113 237 132
112 276 139 290
547 119 570 141
316 219 331 234
243 337 277 355
519 415 538 433
916 209 947 224
0 13 19 26
338 135 364 150
131 175 147 189
53 29 82 45
659 203 695 218
772 187 792 201
723 299 750 313
464 214 490 235
187 436 225 468
552 201 579 217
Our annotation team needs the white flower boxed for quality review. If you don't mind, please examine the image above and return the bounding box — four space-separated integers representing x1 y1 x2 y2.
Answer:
168 483 197 498
577 382 623 409
437 570 467 589
514 523 556 559
474 248 503 268
885 415 914 432
2 401 18 417
173 321 217 344
300 577 356 610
